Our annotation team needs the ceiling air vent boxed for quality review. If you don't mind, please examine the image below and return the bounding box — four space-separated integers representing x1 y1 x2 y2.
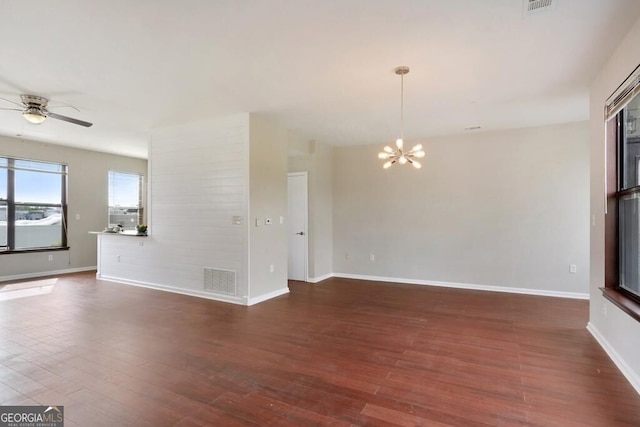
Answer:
523 0 555 17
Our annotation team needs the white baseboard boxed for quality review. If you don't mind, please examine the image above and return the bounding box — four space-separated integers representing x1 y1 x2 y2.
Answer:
307 273 334 283
587 322 640 395
246 287 290 306
98 274 248 306
332 272 589 300
97 274 290 307
0 266 97 283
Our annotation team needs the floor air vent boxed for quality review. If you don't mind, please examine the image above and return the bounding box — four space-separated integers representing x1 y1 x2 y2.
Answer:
523 0 555 17
204 268 237 295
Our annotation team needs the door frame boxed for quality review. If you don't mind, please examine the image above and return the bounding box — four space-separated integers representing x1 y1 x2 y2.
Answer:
287 172 309 282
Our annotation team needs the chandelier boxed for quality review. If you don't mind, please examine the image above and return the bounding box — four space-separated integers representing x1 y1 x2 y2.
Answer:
378 66 425 169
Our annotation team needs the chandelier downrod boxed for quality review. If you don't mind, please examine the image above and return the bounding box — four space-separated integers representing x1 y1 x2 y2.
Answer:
395 66 409 142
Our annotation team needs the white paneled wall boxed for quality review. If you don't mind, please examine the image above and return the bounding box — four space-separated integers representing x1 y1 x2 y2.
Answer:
98 114 251 304
151 114 250 298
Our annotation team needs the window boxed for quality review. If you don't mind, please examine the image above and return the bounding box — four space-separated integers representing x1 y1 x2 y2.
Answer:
618 96 640 299
0 156 68 252
604 65 640 320
108 171 144 231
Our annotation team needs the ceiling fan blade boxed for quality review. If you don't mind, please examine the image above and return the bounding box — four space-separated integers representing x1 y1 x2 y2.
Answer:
0 107 22 112
47 112 93 127
0 97 23 107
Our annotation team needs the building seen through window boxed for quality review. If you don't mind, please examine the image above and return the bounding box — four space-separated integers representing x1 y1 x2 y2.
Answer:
0 157 67 251
108 170 144 230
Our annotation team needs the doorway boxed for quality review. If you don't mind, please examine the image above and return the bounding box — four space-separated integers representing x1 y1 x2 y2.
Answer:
287 172 308 281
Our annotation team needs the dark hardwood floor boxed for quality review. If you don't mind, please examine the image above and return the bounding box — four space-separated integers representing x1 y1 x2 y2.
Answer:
0 272 638 426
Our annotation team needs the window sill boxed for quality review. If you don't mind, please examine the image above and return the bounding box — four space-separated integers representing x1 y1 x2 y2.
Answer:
89 231 147 237
601 287 640 323
0 247 70 255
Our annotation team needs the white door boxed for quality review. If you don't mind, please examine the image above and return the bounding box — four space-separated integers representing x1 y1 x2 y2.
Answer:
287 172 308 281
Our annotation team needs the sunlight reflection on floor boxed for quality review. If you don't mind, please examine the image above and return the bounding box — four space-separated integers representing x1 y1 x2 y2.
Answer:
0 278 58 301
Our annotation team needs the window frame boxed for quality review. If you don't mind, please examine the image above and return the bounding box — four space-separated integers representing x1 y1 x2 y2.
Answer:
107 170 145 231
0 156 69 254
603 96 640 322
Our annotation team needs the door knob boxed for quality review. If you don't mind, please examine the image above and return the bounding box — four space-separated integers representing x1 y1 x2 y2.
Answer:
296 231 305 236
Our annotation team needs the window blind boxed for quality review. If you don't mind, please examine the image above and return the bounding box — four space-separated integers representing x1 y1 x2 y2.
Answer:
605 64 640 120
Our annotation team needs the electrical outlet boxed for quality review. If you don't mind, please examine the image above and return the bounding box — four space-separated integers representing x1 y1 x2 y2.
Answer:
279 216 284 224
75 213 81 220
138 241 144 246
116 255 121 262
370 253 375 262
270 264 274 273
48 254 53 262
345 252 349 260
570 264 577 274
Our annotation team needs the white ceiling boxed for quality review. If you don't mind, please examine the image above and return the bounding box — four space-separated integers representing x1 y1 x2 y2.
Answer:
1 0 639 159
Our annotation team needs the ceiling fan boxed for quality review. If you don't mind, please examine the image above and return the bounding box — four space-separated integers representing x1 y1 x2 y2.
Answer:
0 94 93 127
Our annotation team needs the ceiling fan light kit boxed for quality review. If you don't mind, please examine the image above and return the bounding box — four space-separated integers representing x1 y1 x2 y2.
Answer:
378 66 425 169
23 106 47 124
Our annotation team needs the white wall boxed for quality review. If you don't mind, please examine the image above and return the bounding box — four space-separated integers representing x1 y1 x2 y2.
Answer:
98 113 289 305
98 114 250 303
0 136 146 281
248 114 289 302
288 138 334 281
588 15 640 393
333 122 590 297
